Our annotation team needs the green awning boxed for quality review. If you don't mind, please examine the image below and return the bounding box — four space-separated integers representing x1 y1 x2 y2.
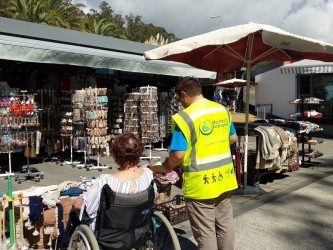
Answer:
0 34 216 79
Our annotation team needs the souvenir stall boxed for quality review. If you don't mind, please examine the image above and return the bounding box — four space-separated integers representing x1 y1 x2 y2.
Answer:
43 78 188 166
237 120 300 185
289 97 324 165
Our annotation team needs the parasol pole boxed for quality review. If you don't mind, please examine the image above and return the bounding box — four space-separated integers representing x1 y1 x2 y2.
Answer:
234 87 237 113
243 64 251 190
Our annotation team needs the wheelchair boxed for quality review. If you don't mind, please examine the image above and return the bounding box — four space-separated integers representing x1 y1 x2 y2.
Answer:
68 182 181 249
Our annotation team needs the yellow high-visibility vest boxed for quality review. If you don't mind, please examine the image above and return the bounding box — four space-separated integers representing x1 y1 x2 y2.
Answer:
172 98 238 199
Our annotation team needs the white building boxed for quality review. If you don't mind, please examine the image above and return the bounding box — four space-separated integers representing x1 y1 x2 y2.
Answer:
255 60 333 124
255 65 296 119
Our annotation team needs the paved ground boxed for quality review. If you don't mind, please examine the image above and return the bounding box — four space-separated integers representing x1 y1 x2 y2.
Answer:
174 135 333 249
234 174 333 250
1 135 332 249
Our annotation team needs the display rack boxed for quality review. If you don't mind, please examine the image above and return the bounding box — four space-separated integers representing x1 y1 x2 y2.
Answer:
72 126 89 169
63 90 85 167
139 86 160 161
289 96 324 165
60 91 78 166
123 92 141 137
21 93 41 175
0 91 43 183
0 89 29 248
85 88 110 170
36 89 61 163
155 92 169 152
109 92 124 139
166 87 183 135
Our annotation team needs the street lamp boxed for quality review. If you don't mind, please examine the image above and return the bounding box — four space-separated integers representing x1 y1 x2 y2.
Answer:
210 15 222 29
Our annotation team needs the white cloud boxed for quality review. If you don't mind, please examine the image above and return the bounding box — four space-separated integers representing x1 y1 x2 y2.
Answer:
74 0 333 43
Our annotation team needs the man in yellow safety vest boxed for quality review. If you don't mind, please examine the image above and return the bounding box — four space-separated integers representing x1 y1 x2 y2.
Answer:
151 76 238 250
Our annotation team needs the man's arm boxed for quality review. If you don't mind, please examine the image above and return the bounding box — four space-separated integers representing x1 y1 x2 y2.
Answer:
229 121 237 145
163 150 185 172
151 124 186 174
150 150 185 174
230 134 237 145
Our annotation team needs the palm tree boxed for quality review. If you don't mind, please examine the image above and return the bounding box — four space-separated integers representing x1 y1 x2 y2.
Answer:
44 0 87 31
0 0 87 31
86 18 127 39
0 0 47 23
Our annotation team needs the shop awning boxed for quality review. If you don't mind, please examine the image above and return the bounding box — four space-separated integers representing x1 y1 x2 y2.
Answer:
0 34 216 79
280 59 333 74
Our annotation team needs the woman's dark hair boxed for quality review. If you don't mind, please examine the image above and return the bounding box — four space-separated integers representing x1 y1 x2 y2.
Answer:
110 133 143 168
175 76 202 97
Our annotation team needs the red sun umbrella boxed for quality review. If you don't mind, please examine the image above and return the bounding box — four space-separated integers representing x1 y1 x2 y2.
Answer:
144 22 333 190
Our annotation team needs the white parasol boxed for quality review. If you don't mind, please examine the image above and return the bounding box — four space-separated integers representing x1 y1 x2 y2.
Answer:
144 22 333 189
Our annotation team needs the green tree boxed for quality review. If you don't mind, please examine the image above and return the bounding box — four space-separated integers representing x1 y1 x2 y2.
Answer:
125 14 149 42
125 14 177 43
85 1 127 39
43 0 87 31
0 0 177 42
0 0 47 22
86 17 126 39
0 1 11 12
0 0 86 31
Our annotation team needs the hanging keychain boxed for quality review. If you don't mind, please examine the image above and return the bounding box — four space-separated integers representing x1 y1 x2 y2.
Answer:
24 133 30 158
36 131 41 155
29 132 37 158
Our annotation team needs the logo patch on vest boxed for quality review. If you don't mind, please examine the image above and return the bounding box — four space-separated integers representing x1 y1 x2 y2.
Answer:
199 119 213 135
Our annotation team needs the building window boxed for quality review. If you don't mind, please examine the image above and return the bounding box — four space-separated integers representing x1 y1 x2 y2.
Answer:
313 74 333 124
298 74 311 97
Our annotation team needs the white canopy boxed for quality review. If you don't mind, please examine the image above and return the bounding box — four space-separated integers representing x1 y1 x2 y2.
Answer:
280 59 333 74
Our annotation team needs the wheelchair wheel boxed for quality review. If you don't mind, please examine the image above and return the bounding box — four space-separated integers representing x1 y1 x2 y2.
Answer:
146 211 181 250
68 224 99 250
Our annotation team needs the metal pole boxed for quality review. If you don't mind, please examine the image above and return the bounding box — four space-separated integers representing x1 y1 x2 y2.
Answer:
8 151 15 247
243 65 251 190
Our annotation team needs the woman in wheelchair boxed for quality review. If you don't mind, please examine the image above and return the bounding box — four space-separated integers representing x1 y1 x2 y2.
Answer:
73 133 157 231
70 133 180 249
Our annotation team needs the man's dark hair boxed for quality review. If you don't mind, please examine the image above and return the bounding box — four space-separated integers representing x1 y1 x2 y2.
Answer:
175 77 202 97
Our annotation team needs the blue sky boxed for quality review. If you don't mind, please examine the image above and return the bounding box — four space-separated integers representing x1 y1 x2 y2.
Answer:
75 0 333 43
